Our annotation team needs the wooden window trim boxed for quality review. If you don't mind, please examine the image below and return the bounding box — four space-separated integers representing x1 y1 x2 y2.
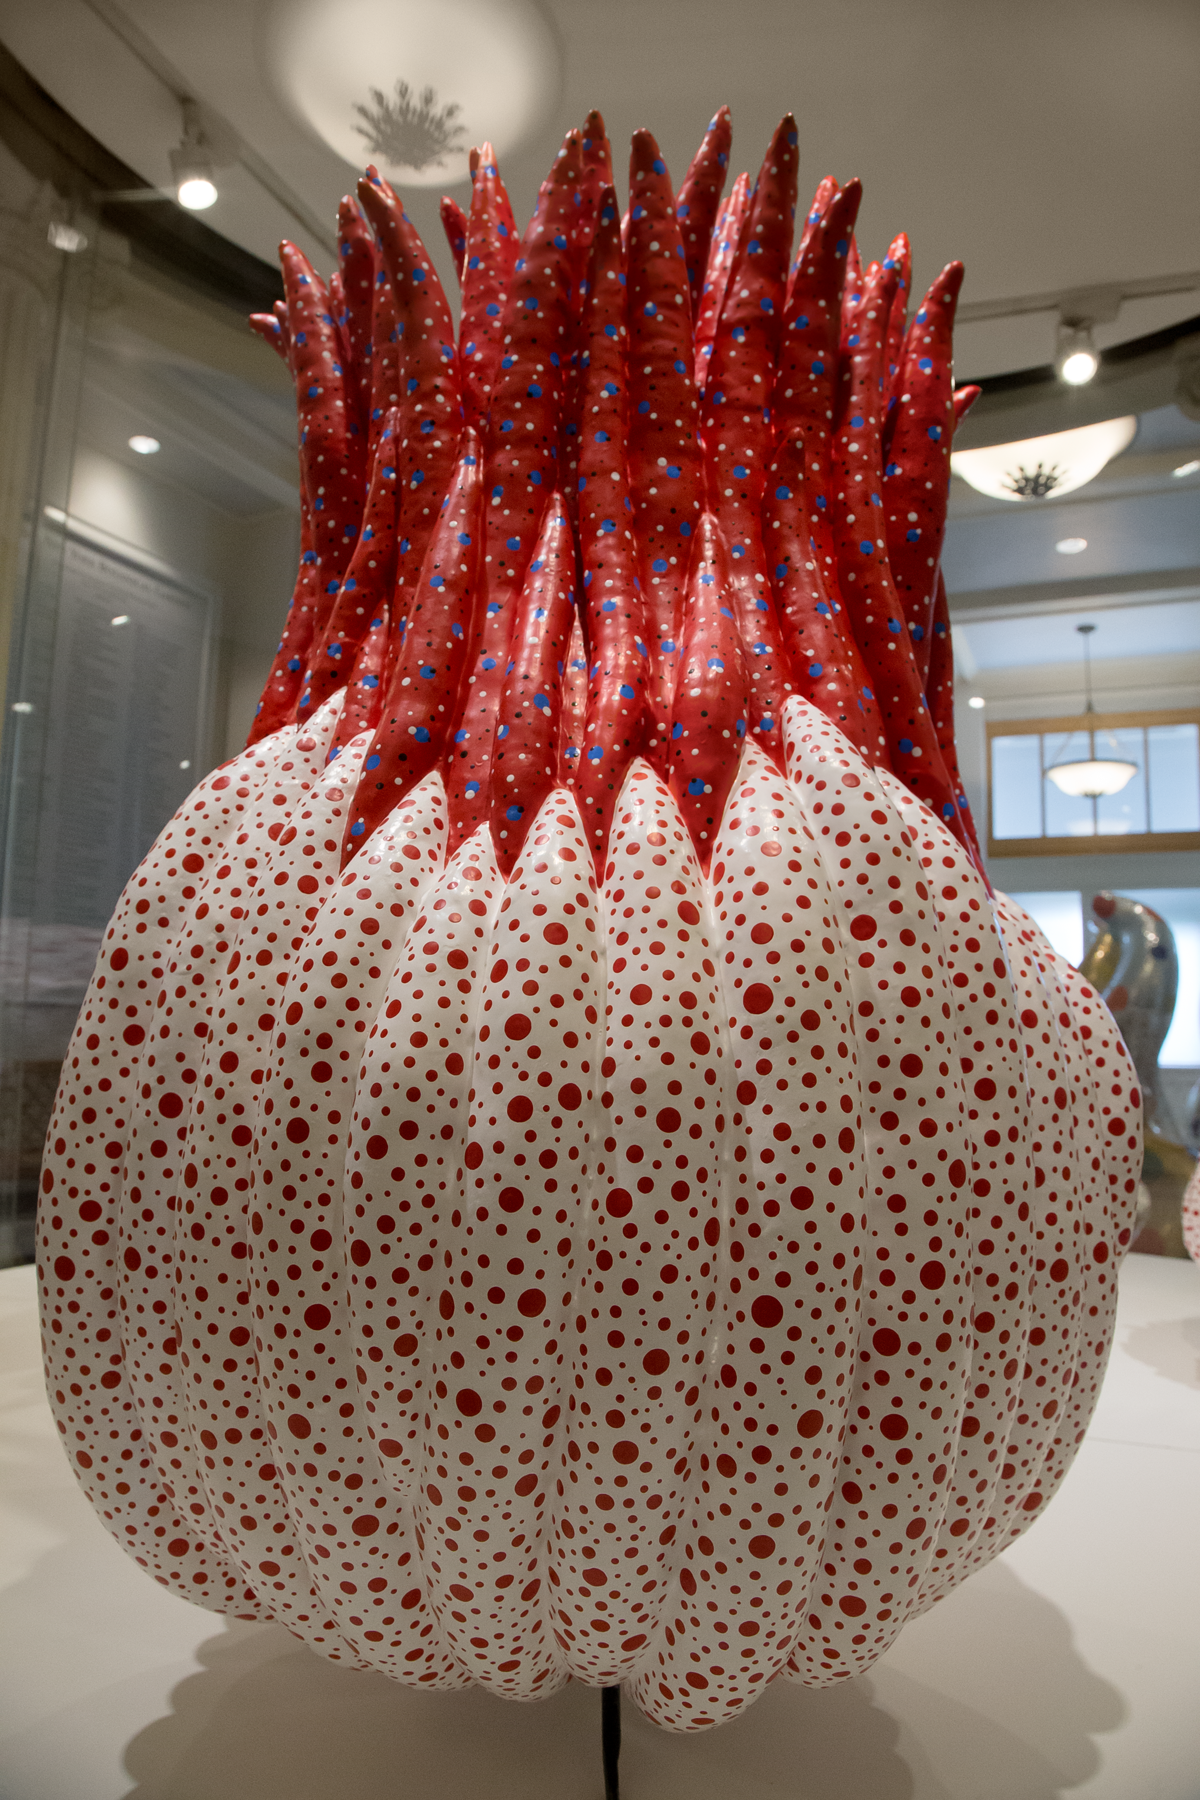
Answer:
985 707 1200 858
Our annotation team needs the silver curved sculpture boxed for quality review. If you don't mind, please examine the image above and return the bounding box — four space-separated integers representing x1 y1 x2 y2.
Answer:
1081 893 1177 1120
1081 891 1191 1256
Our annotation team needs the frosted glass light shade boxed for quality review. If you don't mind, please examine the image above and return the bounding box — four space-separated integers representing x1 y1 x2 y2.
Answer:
1045 757 1138 798
951 416 1136 502
266 0 560 186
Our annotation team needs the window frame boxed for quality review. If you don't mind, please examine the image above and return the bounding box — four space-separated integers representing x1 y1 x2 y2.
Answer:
985 706 1200 858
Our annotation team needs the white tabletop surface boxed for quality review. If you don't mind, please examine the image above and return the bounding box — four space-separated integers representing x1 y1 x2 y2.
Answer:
2 1251 1198 1800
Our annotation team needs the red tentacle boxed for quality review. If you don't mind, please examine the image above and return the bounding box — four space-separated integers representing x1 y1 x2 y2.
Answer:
882 261 964 683
575 187 650 869
764 429 882 761
343 430 483 856
458 142 519 430
626 130 705 768
442 131 582 850
668 513 748 872
299 410 400 719
676 106 732 313
328 601 389 759
700 114 799 769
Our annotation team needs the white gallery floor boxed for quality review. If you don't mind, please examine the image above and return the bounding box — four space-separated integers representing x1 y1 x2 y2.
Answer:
2 1251 1198 1800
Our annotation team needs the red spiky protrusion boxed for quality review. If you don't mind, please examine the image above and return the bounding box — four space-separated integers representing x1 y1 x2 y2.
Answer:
774 179 862 521
626 131 704 762
442 131 583 851
882 261 965 682
246 493 320 746
357 168 464 603
458 143 518 429
694 170 749 395
559 611 588 783
440 195 468 280
248 311 288 359
245 112 985 884
667 513 748 870
881 230 911 408
676 106 732 311
489 498 577 874
572 108 614 314
342 430 483 858
954 383 982 430
764 428 881 762
832 257 973 845
700 114 799 769
328 602 389 758
280 241 365 596
927 568 987 875
574 186 650 869
298 408 400 720
336 196 378 433
793 174 838 282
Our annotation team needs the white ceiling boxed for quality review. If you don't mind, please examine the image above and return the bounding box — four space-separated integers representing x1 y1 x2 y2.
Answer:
942 480 1200 597
2 0 1197 380
956 596 1200 673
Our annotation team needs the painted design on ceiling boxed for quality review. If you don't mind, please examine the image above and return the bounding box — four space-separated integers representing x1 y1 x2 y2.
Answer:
353 80 466 172
265 0 560 186
1003 459 1066 499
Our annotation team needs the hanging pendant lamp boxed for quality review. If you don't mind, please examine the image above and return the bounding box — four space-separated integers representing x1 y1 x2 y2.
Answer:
1045 623 1137 797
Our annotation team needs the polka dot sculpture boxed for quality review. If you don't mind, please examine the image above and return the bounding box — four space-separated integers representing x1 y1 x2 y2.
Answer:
38 108 1142 1732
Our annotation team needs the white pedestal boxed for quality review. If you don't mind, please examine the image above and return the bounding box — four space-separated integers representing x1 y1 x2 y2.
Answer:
3 1252 1198 1799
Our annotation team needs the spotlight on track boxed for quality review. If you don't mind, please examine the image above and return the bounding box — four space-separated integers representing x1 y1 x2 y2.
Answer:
171 100 218 210
1056 319 1099 386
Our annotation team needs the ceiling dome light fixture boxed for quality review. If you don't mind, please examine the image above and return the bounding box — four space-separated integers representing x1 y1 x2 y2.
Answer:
265 0 561 188
1173 459 1200 479
1056 321 1099 386
128 435 160 455
170 100 218 210
1047 757 1137 799
950 415 1136 503
1045 624 1137 799
1055 536 1087 555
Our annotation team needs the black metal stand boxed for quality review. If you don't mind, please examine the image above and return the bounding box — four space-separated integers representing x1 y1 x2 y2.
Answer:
601 1685 621 1800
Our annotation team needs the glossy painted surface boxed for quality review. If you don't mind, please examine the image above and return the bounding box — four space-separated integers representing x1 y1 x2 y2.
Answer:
37 107 1137 1733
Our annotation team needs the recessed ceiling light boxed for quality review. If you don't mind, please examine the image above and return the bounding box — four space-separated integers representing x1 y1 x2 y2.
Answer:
1056 537 1088 555
1173 459 1200 479
179 759 192 770
111 614 130 627
129 435 160 455
950 417 1135 503
967 695 986 710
